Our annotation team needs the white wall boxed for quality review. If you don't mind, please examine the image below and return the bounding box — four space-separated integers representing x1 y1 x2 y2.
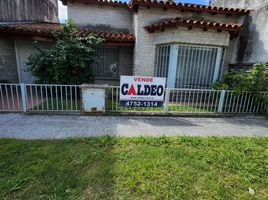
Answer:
133 7 235 76
67 3 133 32
211 0 267 9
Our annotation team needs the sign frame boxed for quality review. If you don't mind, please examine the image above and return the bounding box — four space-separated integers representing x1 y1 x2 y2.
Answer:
119 76 166 107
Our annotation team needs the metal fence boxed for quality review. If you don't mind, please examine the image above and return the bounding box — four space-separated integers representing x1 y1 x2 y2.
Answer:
0 83 80 113
106 86 268 114
1 83 268 114
0 84 22 112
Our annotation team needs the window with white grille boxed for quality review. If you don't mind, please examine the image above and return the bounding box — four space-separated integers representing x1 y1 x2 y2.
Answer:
92 47 119 79
155 45 170 78
155 44 224 89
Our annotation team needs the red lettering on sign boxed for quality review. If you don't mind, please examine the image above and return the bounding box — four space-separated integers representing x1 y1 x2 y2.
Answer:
134 77 154 82
127 84 137 95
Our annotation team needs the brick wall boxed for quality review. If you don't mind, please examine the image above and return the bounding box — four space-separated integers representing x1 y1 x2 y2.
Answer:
68 3 133 32
66 3 244 78
0 37 18 83
133 7 238 76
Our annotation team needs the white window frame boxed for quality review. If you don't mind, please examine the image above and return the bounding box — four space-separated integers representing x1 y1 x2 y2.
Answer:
160 43 224 88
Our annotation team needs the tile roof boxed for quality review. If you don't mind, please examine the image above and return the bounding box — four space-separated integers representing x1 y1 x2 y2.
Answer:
144 17 243 37
62 0 128 7
129 0 251 15
61 0 251 15
0 22 59 37
0 22 135 42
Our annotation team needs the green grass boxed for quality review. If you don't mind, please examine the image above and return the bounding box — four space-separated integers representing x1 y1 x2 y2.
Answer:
32 97 214 113
108 101 214 112
31 98 80 111
1 137 268 199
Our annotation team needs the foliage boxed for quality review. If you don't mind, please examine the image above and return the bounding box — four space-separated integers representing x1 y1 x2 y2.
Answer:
26 19 103 84
213 63 268 93
1 137 268 199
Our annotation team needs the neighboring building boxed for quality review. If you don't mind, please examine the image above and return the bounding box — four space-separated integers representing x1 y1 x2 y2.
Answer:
0 0 58 22
1 0 251 89
210 0 268 68
0 0 58 83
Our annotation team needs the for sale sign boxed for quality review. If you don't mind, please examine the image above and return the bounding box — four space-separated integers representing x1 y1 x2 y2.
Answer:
119 76 166 107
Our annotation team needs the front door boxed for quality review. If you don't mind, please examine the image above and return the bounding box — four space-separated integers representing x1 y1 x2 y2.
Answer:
15 40 51 83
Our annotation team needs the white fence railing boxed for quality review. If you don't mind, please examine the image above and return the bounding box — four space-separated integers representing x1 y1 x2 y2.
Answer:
1 83 268 114
0 84 22 112
0 83 80 113
106 86 268 114
25 84 80 112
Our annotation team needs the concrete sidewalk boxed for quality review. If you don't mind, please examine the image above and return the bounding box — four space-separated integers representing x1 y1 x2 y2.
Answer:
0 113 268 139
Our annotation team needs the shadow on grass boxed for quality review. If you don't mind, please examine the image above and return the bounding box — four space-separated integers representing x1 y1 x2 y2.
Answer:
1 137 268 199
0 137 117 200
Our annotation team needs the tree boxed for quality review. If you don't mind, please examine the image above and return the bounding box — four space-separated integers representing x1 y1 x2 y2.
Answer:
27 19 103 84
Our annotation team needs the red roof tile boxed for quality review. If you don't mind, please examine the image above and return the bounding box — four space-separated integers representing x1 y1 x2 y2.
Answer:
144 17 243 37
61 0 128 7
0 22 135 42
61 0 251 15
129 0 251 15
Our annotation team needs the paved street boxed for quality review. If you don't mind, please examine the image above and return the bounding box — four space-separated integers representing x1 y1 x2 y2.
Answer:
0 113 268 139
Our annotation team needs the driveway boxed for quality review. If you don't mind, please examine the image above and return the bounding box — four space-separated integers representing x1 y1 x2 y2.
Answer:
0 113 268 139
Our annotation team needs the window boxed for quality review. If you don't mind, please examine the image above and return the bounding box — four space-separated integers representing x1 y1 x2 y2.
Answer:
155 44 223 89
92 47 119 79
155 45 170 78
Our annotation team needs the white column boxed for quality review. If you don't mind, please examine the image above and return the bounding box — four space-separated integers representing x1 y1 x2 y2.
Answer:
213 47 223 82
218 89 226 113
167 44 179 88
20 83 27 112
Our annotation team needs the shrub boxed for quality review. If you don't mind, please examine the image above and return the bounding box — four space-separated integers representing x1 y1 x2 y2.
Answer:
213 63 268 93
26 19 103 84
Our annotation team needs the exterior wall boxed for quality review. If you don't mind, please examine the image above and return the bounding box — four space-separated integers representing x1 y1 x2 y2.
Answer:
133 7 237 76
211 0 268 63
67 3 133 32
118 47 133 76
15 39 52 84
222 39 237 73
0 0 58 22
211 0 267 9
0 36 18 83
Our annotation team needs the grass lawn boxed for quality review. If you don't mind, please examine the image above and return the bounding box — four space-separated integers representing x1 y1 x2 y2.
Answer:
0 137 268 199
31 98 80 111
108 101 215 113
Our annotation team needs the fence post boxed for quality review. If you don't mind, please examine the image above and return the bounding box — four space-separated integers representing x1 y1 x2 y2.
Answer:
218 90 226 113
20 83 27 112
164 88 170 113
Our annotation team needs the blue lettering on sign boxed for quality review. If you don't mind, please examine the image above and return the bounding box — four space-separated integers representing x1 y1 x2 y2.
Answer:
120 101 163 107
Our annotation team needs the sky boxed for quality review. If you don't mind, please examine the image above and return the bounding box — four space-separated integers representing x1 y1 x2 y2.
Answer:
58 0 209 23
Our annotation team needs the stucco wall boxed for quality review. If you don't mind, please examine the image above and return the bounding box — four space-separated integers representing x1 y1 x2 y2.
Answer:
0 36 18 83
212 0 268 63
133 7 238 76
211 0 267 9
67 3 133 32
0 0 58 22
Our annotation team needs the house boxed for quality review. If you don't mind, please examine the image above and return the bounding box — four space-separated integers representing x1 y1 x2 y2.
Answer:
0 0 59 83
210 0 268 69
0 0 251 89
